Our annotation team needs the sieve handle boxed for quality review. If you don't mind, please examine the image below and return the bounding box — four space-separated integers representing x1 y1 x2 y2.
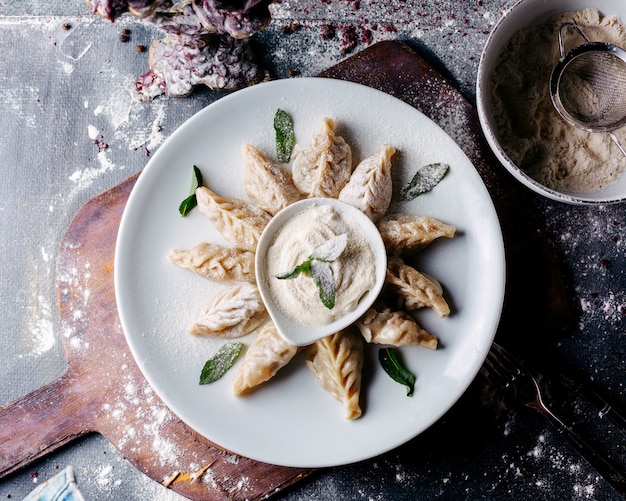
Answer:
609 133 626 158
558 22 591 58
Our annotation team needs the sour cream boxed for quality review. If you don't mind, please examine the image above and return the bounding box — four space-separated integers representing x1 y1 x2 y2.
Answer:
266 204 376 326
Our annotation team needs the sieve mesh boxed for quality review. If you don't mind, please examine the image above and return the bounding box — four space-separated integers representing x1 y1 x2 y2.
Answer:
556 50 626 130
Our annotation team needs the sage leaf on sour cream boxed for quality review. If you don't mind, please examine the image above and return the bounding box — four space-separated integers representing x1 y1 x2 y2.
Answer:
199 342 244 385
274 109 295 163
400 162 449 201
178 165 203 217
310 233 348 262
379 347 416 396
310 260 336 310
274 260 312 280
274 233 348 310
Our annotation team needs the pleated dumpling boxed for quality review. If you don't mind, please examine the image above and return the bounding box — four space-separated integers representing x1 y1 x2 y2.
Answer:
338 144 395 222
376 213 456 256
168 242 255 283
305 328 363 420
232 321 299 396
196 186 272 252
355 301 437 349
292 118 352 198
188 283 267 337
242 144 301 215
385 257 450 317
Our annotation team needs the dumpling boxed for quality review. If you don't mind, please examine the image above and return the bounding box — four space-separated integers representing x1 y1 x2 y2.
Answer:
338 144 395 222
242 144 300 215
232 321 299 396
291 118 352 198
196 186 272 252
376 213 456 255
355 301 437 349
168 243 255 283
385 257 450 317
188 283 267 337
305 327 363 420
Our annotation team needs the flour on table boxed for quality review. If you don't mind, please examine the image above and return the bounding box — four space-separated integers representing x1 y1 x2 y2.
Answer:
17 242 60 360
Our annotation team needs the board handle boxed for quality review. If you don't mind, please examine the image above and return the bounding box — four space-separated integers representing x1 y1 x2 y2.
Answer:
0 367 92 478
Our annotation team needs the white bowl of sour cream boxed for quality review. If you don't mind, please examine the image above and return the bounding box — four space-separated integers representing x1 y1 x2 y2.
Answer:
477 0 626 204
255 198 387 346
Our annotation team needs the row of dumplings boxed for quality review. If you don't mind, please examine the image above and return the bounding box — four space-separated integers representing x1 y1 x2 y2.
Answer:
168 117 456 419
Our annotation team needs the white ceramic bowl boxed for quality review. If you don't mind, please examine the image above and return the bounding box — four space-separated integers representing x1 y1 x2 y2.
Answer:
255 197 388 347
477 0 626 204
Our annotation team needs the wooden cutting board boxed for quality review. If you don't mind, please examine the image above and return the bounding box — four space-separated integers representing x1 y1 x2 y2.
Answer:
0 40 571 500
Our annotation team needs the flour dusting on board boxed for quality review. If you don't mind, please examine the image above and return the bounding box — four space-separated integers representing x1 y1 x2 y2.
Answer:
101 364 181 466
57 261 93 353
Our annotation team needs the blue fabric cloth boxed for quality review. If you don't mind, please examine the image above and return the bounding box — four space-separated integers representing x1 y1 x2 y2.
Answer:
22 466 85 501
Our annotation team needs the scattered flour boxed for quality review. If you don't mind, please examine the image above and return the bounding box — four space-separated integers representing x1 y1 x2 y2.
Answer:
68 150 117 190
56 261 93 354
0 86 41 129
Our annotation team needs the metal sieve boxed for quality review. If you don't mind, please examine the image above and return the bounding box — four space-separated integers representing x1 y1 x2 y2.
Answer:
550 22 626 157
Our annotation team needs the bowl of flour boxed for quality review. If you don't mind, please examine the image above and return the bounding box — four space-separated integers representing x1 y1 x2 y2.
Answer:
477 0 626 204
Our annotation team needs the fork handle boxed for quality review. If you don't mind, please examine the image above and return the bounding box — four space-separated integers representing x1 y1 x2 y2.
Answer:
577 383 626 437
542 366 626 495
548 414 626 496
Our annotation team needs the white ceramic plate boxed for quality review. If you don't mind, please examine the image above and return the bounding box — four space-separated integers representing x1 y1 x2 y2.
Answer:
114 78 505 468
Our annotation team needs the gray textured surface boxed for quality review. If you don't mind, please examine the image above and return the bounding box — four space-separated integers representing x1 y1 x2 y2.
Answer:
1 1 625 500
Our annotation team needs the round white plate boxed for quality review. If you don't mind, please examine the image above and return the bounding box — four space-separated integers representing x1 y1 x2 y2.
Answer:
114 77 505 468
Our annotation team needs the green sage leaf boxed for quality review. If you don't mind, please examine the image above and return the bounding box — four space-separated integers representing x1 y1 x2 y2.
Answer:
310 261 335 309
199 342 244 385
400 163 449 201
274 259 312 280
179 165 203 217
379 347 416 396
178 194 196 217
274 109 295 163
309 233 348 262
272 233 346 309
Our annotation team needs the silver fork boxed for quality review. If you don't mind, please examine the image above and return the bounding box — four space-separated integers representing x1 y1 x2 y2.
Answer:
482 342 626 497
